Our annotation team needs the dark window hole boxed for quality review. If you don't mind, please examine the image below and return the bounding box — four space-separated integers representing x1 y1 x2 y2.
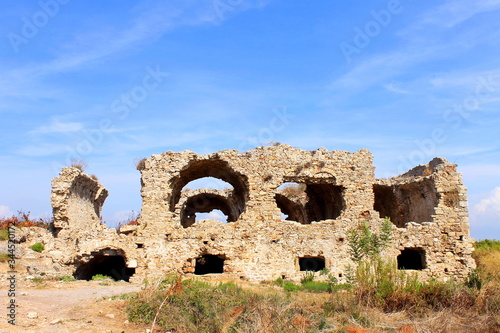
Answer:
194 255 225 275
397 248 426 270
299 257 325 272
74 255 135 282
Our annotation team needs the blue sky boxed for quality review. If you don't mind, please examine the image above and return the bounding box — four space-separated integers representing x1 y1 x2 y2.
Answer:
0 0 499 239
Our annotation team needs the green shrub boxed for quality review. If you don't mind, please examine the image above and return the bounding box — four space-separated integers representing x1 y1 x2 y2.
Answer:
475 239 500 252
59 275 76 282
0 229 8 241
302 281 331 293
30 242 44 253
272 277 284 287
92 274 112 281
283 281 302 292
466 269 482 290
31 277 44 284
348 217 392 262
300 270 315 284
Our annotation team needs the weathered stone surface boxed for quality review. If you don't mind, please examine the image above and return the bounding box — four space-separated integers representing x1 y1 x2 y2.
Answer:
51 167 108 236
14 144 475 283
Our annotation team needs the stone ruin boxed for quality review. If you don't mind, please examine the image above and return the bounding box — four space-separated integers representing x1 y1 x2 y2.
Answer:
20 144 476 283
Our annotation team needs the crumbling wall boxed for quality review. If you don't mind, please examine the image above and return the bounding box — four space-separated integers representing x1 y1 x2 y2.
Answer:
28 145 475 284
51 167 108 236
375 157 475 279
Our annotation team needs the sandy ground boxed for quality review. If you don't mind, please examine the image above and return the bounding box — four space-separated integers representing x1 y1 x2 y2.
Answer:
0 279 150 333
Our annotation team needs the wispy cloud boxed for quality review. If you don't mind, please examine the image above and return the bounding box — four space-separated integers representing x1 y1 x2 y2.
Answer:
0 0 270 101
31 119 84 134
331 1 500 95
415 0 500 29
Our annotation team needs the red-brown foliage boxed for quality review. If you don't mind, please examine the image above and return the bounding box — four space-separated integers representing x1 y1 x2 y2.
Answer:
0 211 51 230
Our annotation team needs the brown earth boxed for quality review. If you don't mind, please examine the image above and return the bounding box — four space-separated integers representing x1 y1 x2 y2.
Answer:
0 279 149 333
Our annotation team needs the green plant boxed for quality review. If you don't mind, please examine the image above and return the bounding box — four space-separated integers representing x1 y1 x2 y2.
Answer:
283 281 302 292
272 277 284 287
0 229 8 241
347 218 392 262
0 252 10 262
30 242 44 253
31 277 44 284
92 274 112 281
300 270 315 284
465 269 482 290
59 275 76 282
301 281 331 293
475 239 500 251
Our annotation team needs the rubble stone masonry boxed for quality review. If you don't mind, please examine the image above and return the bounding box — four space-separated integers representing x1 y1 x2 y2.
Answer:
17 144 476 283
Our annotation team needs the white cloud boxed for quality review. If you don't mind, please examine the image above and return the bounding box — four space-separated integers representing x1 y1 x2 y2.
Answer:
0 1 270 102
0 205 13 217
475 187 500 214
31 119 84 134
417 0 500 29
205 210 225 220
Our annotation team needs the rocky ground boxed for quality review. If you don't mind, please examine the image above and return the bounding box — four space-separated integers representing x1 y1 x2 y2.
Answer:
0 279 149 333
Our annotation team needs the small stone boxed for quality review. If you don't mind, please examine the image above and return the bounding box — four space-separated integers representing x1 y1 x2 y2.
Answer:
27 312 38 319
105 313 115 319
50 319 63 325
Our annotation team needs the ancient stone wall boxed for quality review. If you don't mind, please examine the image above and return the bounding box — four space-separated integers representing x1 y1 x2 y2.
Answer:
51 167 108 237
15 144 475 284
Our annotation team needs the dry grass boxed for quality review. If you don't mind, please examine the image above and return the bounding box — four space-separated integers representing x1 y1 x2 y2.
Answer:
121 240 500 332
70 158 88 171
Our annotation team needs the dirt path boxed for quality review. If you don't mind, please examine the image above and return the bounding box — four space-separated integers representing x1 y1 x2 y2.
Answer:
0 280 149 333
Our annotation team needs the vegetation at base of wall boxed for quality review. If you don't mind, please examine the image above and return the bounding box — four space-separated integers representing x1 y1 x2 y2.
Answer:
347 217 392 262
0 211 52 230
125 239 500 332
127 278 324 333
58 275 76 282
30 242 44 253
126 274 499 332
91 274 113 281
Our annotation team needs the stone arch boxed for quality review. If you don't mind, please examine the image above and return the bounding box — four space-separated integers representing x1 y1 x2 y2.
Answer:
73 247 135 282
275 193 307 224
170 159 248 213
181 192 239 228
